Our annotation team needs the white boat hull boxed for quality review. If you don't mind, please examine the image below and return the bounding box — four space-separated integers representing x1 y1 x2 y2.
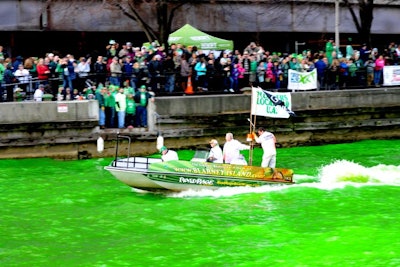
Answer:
105 157 166 191
105 167 165 190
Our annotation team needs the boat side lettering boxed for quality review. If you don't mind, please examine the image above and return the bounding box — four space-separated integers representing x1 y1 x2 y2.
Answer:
174 167 224 176
179 177 214 186
172 167 257 178
216 180 256 187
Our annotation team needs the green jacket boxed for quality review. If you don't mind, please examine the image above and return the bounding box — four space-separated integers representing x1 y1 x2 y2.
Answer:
0 63 5 82
104 91 116 108
126 98 136 115
250 60 258 73
95 89 105 108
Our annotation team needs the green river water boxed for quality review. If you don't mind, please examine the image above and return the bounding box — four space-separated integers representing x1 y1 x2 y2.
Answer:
1 139 400 267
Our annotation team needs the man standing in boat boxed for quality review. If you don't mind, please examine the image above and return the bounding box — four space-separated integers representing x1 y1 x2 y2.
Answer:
160 146 179 162
223 133 250 165
254 127 277 168
207 139 223 163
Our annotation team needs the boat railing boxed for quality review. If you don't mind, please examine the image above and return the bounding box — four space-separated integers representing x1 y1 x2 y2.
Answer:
113 134 131 162
111 134 162 169
112 157 162 169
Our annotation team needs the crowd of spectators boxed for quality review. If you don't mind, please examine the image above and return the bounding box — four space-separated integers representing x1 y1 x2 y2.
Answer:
1 38 398 129
0 38 399 101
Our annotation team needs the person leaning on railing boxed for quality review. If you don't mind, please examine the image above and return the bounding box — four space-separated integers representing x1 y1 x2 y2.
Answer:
0 59 5 102
14 64 31 93
3 63 15 102
76 57 91 93
36 58 50 86
109 56 122 87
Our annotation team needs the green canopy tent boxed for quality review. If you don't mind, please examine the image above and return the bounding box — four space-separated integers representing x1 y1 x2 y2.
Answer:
168 24 233 51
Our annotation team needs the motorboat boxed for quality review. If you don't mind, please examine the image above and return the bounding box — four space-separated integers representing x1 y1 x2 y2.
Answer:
105 135 294 192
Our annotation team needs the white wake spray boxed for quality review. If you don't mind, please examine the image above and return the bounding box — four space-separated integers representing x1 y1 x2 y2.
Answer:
294 159 400 191
166 160 400 197
318 160 400 185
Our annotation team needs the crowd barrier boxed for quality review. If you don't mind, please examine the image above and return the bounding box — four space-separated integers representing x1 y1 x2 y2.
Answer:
2 66 399 102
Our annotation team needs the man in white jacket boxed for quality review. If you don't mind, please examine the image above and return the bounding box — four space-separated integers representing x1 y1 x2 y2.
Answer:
254 127 276 168
223 132 250 165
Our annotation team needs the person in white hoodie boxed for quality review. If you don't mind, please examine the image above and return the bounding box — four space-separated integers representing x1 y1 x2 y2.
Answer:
223 132 250 165
115 88 127 128
254 127 277 168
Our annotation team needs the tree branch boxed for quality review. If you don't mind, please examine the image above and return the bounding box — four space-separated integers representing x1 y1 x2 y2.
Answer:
126 2 158 41
342 0 362 33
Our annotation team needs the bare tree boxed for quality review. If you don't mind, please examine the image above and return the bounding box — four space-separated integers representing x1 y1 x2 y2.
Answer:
102 0 397 49
103 0 308 50
102 0 192 48
342 0 398 46
342 0 374 45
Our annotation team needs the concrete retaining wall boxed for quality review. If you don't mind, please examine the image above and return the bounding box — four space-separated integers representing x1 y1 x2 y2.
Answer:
0 88 400 159
151 88 400 150
0 100 98 124
0 100 99 159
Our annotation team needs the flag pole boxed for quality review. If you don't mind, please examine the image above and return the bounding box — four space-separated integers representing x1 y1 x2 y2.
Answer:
248 86 258 166
248 87 254 165
248 115 254 166
251 90 258 166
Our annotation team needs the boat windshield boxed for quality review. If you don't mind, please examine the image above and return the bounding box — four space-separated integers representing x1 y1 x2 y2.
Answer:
191 150 210 162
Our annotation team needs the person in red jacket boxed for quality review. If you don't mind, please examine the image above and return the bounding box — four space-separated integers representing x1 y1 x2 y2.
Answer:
36 57 50 85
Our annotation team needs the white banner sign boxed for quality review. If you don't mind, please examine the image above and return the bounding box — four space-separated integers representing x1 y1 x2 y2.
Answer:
383 65 400 86
57 103 68 113
251 87 292 118
288 69 317 91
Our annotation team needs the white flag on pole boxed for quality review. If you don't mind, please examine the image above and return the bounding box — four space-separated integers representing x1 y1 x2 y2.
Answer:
251 87 294 118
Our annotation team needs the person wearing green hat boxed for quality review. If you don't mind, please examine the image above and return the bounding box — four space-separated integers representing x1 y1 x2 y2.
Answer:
325 37 335 64
160 146 178 162
115 87 127 129
125 93 136 128
95 85 107 129
346 37 354 60
289 57 300 71
134 85 154 128
104 85 117 128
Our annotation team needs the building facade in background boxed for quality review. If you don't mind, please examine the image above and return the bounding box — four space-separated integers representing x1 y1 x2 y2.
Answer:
0 0 399 57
